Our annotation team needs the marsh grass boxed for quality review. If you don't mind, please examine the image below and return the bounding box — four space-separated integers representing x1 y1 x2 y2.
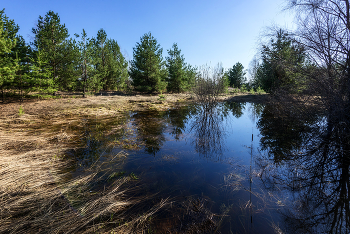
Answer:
0 112 169 233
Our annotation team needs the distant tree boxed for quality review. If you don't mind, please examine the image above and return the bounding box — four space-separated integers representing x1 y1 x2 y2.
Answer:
247 56 262 90
183 64 197 90
166 43 187 93
227 62 246 88
129 32 167 93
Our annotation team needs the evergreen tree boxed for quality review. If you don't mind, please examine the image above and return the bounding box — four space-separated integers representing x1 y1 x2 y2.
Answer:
104 39 128 91
61 38 80 90
129 32 167 93
0 9 18 101
13 36 33 100
32 11 72 92
91 29 108 91
184 64 197 90
256 29 306 93
90 29 128 92
227 62 246 88
0 9 56 99
75 29 92 97
166 43 187 93
27 49 55 94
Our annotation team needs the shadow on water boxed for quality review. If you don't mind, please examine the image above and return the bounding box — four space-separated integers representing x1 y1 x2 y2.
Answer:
256 100 350 233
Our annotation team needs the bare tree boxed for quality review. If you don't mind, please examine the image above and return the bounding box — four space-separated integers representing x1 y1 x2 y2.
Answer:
287 0 350 104
192 63 228 108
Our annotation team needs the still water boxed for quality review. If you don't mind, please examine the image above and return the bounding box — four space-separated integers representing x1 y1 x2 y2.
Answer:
68 101 349 233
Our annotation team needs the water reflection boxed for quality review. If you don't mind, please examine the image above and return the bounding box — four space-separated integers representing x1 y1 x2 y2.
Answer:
71 101 305 233
223 101 246 118
257 103 318 162
73 116 129 169
256 101 350 233
131 111 167 154
190 103 227 159
165 106 197 140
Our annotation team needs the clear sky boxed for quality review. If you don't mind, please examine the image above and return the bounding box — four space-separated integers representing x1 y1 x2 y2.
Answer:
2 0 296 71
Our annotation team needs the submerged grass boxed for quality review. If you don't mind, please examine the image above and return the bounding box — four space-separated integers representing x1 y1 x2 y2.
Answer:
0 108 170 233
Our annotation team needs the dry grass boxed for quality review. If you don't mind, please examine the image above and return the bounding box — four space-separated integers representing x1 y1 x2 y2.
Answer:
0 97 173 233
0 123 169 233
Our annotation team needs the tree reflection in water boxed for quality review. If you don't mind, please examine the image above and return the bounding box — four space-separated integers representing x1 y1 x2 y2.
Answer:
131 111 167 154
190 102 226 160
256 99 350 233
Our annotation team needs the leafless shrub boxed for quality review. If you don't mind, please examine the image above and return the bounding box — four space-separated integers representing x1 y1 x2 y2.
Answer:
193 63 228 107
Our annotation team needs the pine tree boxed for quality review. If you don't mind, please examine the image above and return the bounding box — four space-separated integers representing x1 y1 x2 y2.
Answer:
28 49 55 95
91 29 108 91
60 38 80 91
257 29 306 93
184 64 197 91
0 9 18 101
104 39 128 91
227 62 246 88
90 29 128 92
32 11 71 92
166 43 187 93
129 32 167 93
75 29 92 97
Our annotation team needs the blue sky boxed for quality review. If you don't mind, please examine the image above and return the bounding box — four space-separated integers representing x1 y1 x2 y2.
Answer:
3 0 295 72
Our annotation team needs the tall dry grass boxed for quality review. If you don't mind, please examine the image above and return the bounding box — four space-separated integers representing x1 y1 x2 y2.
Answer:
0 113 168 233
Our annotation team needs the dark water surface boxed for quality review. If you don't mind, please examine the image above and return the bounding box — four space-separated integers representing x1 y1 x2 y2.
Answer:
67 101 350 233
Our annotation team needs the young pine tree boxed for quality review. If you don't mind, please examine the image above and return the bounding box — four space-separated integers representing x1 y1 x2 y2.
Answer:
75 29 93 97
90 29 128 92
227 62 246 88
166 43 187 93
104 39 128 91
129 32 167 93
32 11 78 92
0 9 18 101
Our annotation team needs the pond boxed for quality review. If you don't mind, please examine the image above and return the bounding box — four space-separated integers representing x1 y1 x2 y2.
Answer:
65 101 349 233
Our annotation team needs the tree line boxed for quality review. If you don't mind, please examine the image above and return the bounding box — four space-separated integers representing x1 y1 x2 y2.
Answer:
4 3 341 102
0 9 130 101
0 9 238 102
